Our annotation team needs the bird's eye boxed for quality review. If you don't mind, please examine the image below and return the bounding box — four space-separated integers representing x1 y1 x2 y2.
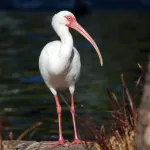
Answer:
67 17 71 20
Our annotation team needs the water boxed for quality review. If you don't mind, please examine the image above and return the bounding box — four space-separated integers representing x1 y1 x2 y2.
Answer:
0 10 149 141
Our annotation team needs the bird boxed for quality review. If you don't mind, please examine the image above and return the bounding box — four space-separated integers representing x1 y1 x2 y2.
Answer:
39 10 103 148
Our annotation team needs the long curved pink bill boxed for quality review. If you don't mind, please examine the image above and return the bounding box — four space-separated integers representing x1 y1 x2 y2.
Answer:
70 22 103 66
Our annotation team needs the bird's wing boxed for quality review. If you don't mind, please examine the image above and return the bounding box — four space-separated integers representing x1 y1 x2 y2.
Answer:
67 47 81 83
39 41 61 77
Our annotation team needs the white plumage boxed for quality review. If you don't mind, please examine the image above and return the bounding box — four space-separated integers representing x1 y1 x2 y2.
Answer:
39 41 80 94
38 10 103 148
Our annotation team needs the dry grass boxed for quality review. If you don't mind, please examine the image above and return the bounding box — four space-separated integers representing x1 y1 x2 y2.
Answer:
0 121 42 150
91 64 145 150
94 126 135 150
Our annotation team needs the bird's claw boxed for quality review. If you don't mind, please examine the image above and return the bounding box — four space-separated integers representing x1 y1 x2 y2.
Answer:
70 139 92 146
50 139 69 150
41 139 69 150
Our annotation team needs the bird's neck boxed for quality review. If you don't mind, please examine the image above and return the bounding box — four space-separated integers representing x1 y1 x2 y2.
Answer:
57 27 73 63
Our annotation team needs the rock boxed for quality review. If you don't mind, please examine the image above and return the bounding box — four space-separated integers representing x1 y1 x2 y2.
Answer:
2 140 96 150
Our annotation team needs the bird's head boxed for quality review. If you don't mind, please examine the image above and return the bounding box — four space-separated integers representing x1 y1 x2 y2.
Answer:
52 11 103 66
52 11 76 27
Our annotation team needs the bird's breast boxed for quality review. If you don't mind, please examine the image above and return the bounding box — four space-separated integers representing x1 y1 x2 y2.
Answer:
49 57 72 75
49 73 70 89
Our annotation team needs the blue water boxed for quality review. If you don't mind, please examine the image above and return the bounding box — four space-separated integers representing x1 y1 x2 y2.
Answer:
0 0 150 10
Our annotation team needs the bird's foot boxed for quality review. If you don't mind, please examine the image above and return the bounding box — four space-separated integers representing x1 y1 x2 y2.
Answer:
42 139 68 150
70 138 92 146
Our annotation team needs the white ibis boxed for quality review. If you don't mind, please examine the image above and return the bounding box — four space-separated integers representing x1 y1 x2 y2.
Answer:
39 10 103 147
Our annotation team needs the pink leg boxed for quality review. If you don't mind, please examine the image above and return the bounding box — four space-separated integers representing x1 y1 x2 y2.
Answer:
54 95 64 141
70 94 78 140
70 94 92 145
46 95 68 149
